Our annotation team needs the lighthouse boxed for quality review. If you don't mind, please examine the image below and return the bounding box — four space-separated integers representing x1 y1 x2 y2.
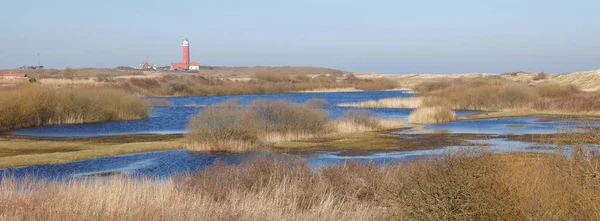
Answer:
182 37 190 65
171 37 200 70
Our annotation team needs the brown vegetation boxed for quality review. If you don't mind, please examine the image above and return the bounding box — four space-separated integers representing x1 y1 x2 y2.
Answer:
329 110 405 133
3 145 600 220
415 78 600 114
110 72 398 97
408 106 457 124
533 72 550 80
186 100 329 152
337 97 422 109
186 101 406 152
0 85 149 132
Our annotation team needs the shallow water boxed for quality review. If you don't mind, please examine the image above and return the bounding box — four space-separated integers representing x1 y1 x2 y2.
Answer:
13 90 424 137
4 90 599 179
0 138 560 179
397 117 600 135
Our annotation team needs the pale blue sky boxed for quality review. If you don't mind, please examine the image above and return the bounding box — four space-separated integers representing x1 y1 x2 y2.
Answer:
1 0 599 73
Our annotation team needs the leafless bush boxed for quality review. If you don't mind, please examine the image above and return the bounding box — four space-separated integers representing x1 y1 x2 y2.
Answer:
533 72 550 80
0 85 149 131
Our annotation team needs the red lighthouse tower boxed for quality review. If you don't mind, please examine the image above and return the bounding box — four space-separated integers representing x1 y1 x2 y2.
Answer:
171 37 199 70
182 37 190 65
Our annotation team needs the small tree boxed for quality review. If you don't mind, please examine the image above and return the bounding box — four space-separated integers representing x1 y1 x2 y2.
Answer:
28 78 37 83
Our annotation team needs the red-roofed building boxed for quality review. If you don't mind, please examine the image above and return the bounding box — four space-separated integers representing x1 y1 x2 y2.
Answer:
171 63 189 70
0 73 28 79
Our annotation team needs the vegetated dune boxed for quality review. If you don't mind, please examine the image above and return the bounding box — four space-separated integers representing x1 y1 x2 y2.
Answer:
3 141 600 220
340 75 600 117
356 69 600 92
548 69 600 91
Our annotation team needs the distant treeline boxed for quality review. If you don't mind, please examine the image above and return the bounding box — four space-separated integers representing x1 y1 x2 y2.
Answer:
114 72 398 97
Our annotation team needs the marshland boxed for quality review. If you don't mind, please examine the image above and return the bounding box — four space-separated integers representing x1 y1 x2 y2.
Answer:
1 68 600 220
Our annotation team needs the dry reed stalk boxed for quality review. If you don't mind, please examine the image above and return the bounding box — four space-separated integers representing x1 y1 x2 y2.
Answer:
408 106 457 124
337 97 423 109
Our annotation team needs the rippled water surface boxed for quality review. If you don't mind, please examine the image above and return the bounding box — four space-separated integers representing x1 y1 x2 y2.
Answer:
13 90 421 137
4 91 599 179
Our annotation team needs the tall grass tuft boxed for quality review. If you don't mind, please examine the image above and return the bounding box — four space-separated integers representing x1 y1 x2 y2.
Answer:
408 106 457 124
329 110 405 133
0 85 149 131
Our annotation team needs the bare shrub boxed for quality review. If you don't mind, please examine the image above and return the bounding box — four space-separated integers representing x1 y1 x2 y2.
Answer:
61 67 76 79
408 106 457 124
0 85 149 131
249 100 328 135
186 107 259 152
341 109 380 129
535 83 580 98
251 72 292 82
186 100 329 152
354 78 399 90
533 72 550 80
414 80 452 93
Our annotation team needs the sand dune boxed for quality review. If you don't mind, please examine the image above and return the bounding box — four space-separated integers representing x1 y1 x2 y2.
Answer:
549 70 600 91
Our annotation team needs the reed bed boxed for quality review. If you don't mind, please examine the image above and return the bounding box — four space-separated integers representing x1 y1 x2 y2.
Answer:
0 85 149 131
337 97 422 109
2 143 600 220
408 106 457 124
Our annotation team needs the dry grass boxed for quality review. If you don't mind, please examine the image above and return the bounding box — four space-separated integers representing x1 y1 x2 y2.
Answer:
0 85 149 131
337 97 422 109
533 72 550 80
549 69 600 91
113 72 397 97
3 144 600 220
0 135 185 168
408 106 457 124
328 110 405 133
535 83 580 98
328 118 405 133
358 77 600 116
